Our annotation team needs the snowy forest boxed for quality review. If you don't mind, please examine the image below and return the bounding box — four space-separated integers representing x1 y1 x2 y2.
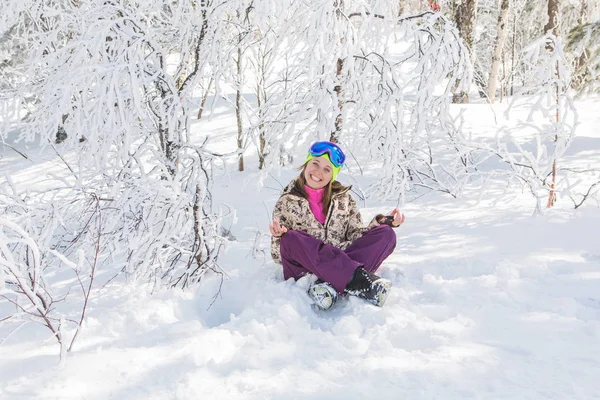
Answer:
1 0 600 398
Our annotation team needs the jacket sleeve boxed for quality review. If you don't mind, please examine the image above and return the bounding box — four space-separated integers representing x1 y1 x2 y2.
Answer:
270 235 282 265
344 195 380 244
270 195 289 264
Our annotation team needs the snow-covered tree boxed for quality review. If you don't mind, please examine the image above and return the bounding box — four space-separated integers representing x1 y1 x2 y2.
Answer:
567 22 600 95
346 11 473 200
487 0 510 103
494 35 578 212
238 3 473 202
1 0 232 288
0 182 101 359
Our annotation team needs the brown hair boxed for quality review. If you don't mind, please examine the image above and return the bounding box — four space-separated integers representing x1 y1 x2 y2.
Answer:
291 162 348 216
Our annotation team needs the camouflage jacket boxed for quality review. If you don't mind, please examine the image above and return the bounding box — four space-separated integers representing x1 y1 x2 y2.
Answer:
270 179 380 264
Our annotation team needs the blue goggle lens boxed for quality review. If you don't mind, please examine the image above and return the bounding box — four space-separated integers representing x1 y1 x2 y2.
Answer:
309 141 346 167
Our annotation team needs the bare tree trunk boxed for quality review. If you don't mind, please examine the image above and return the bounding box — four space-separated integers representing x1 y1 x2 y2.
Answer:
488 0 510 104
398 0 405 16
510 12 517 96
257 82 266 169
545 0 559 207
330 0 345 143
544 0 559 35
258 132 266 169
236 45 244 172
452 0 478 103
153 77 180 179
175 59 189 90
547 70 559 208
161 125 179 178
197 78 213 120
193 183 204 269
500 50 506 102
460 0 478 49
331 57 344 143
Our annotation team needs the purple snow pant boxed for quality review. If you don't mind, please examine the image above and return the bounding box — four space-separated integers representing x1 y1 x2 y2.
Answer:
279 225 397 293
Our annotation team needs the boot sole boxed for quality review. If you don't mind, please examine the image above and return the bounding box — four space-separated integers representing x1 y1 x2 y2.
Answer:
345 278 392 307
308 284 337 310
370 279 392 307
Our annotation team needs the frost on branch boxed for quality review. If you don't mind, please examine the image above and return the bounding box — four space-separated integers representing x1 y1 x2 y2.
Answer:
497 35 580 212
105 148 226 288
0 0 227 290
567 22 600 96
241 8 475 200
344 12 475 200
0 194 95 359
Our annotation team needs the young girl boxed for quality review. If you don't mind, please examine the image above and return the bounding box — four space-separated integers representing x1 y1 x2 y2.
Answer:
269 141 405 310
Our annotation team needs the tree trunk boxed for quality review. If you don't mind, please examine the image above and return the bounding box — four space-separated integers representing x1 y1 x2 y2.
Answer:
452 0 478 103
488 0 510 104
330 0 345 143
544 0 559 35
455 0 478 52
510 12 517 96
257 82 266 170
331 57 344 143
197 78 213 120
547 87 559 209
398 0 405 16
236 46 244 172
547 58 560 208
198 78 214 119
500 50 506 102
545 0 560 207
192 183 204 273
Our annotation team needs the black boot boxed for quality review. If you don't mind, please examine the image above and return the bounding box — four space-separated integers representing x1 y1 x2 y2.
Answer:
345 267 392 307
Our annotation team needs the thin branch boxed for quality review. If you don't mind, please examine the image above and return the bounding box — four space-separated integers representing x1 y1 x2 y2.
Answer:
1 142 31 161
68 196 101 352
48 140 78 180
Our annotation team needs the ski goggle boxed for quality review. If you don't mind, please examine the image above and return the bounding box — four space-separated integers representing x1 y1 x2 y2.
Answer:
307 141 346 168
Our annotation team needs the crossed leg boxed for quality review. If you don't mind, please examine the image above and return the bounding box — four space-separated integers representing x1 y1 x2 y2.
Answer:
279 225 396 292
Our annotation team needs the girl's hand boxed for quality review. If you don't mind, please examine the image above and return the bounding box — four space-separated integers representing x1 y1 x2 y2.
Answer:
269 219 288 237
389 208 405 227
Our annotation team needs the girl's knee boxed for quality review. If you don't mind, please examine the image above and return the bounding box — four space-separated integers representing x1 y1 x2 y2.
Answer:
280 230 304 249
379 225 397 248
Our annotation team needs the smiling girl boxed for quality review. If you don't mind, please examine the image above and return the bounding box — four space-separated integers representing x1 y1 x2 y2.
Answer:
269 141 405 310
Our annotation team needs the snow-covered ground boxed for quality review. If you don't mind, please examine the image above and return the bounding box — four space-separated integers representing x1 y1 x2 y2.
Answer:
1 98 600 399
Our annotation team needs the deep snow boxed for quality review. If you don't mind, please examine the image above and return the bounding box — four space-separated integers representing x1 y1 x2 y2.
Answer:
1 99 600 400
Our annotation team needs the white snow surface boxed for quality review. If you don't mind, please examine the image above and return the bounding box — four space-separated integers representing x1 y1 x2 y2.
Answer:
1 99 600 399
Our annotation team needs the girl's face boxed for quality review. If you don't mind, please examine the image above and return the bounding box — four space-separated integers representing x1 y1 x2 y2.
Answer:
304 156 333 189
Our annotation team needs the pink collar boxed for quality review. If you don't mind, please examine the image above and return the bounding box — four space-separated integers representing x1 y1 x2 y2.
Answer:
305 185 325 197
304 185 326 224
